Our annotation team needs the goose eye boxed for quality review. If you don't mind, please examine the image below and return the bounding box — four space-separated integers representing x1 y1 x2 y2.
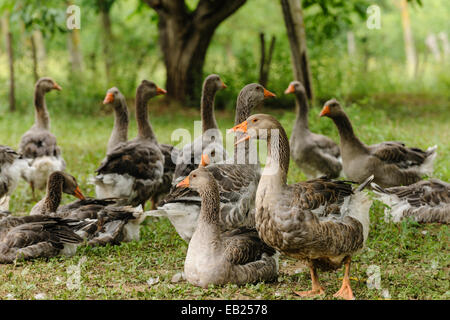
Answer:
252 119 258 123
192 174 196 178
211 151 215 157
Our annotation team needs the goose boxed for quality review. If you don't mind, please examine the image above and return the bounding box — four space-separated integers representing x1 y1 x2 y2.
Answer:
31 171 145 246
372 179 449 224
320 99 437 188
151 84 276 242
0 214 84 264
172 74 228 184
98 86 178 207
93 80 167 209
19 77 66 198
176 167 278 288
102 87 129 154
285 81 342 178
0 145 33 211
230 114 374 300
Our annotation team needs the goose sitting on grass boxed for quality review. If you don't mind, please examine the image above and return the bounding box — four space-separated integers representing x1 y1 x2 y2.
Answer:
230 114 374 300
31 171 145 247
319 99 437 188
0 213 84 264
372 179 449 224
176 167 279 288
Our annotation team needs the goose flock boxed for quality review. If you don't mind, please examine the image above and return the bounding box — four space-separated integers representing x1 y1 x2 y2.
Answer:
0 75 447 300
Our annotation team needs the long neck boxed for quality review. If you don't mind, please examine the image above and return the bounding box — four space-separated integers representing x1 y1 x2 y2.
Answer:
201 85 218 133
34 88 50 129
332 112 367 152
234 95 253 163
43 176 63 213
107 97 129 153
136 93 156 141
262 125 290 186
294 91 309 130
198 182 221 227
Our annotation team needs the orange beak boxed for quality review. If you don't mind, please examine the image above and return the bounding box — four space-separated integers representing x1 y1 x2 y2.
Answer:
235 135 251 146
263 88 276 98
200 154 210 167
229 120 248 133
319 105 330 117
53 82 62 91
284 84 295 94
221 81 227 89
103 92 114 104
156 87 167 95
229 120 251 145
74 186 85 200
176 176 190 188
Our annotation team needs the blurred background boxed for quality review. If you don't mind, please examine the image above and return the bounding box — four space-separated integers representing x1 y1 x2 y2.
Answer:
0 0 448 113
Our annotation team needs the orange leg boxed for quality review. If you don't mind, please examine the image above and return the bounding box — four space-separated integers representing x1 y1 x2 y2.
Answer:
294 265 325 297
333 256 355 300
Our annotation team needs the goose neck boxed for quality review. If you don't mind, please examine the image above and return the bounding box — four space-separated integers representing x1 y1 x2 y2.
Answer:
262 125 290 185
198 182 221 227
34 89 50 129
201 85 219 133
294 91 309 130
43 175 63 213
136 93 156 141
332 112 367 152
107 97 129 152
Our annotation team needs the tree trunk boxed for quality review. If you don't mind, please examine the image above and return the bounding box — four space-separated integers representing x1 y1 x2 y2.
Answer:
33 30 46 75
400 0 417 77
99 1 114 86
67 28 83 73
2 15 15 112
160 21 214 104
259 32 276 87
280 0 313 101
30 34 39 82
145 0 247 104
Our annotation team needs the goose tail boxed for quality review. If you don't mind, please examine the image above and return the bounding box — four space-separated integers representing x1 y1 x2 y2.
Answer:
418 145 437 176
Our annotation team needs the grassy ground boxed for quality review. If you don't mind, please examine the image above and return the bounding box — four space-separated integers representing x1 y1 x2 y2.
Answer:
0 95 448 300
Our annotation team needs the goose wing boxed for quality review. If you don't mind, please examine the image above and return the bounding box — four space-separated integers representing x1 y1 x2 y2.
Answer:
19 129 61 159
370 142 431 168
96 140 164 181
162 164 259 205
310 133 341 158
374 179 449 207
287 177 354 217
223 227 276 265
0 145 20 166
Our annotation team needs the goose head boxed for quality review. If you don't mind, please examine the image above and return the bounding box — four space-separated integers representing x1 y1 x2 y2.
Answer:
48 171 85 200
229 114 281 145
319 99 343 118
103 87 125 107
238 83 276 108
204 74 227 91
176 167 214 193
36 77 62 93
284 80 305 95
137 80 166 101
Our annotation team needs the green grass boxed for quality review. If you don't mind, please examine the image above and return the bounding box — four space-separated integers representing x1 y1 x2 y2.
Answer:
0 95 448 300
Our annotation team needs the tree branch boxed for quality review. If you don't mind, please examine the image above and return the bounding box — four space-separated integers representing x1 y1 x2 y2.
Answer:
143 0 188 18
194 0 247 30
